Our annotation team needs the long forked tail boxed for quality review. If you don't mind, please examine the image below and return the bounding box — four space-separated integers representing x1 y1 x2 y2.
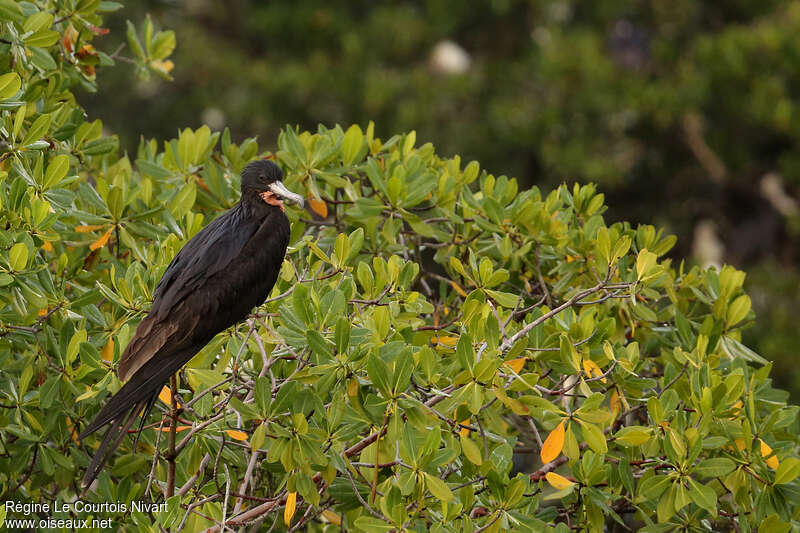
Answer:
79 343 204 488
81 397 152 488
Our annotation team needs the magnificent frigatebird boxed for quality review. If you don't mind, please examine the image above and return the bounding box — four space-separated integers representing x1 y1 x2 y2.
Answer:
80 159 303 487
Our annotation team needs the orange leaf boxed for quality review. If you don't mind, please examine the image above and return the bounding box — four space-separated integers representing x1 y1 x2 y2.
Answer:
61 25 78 53
226 429 249 441
545 472 575 490
540 420 566 463
284 492 297 526
157 385 181 408
308 195 328 218
734 438 747 451
504 357 526 373
101 338 114 362
89 227 113 250
75 224 106 233
41 241 54 252
582 359 606 382
452 409 471 437
65 417 80 444
610 390 621 414
88 24 110 36
760 439 779 469
321 509 341 525
449 280 468 298
76 44 97 59
157 425 192 432
38 307 49 317
457 418 471 438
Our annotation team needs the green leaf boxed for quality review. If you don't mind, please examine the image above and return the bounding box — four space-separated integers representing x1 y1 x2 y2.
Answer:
0 72 21 100
636 249 657 281
614 426 651 446
637 474 670 501
460 435 482 465
353 517 394 532
334 317 350 354
758 514 792 533
306 329 334 361
774 457 800 485
83 137 118 156
727 295 751 327
693 457 735 478
255 376 271 415
484 289 518 308
23 11 53 33
577 420 607 454
687 478 717 515
126 20 146 59
719 336 768 365
24 29 60 48
367 354 392 398
9 242 28 271
150 30 176 60
23 114 51 145
44 154 70 190
341 124 364 165
423 472 454 502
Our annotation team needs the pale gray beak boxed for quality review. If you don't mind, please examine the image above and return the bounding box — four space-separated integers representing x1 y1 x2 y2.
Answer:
268 180 304 207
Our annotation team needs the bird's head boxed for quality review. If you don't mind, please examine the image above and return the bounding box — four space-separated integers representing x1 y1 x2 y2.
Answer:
241 160 304 210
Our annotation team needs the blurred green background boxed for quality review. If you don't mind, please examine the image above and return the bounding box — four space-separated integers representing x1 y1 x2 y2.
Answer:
81 0 800 398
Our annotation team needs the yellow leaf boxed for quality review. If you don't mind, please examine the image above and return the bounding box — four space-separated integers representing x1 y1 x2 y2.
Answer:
226 430 249 441
321 509 341 525
434 336 458 347
347 378 359 397
450 280 468 298
734 438 747 451
158 385 181 408
545 472 575 490
503 357 526 373
41 241 54 252
75 224 106 233
308 195 328 218
582 359 606 382
101 338 114 362
541 420 566 463
89 227 113 250
38 307 49 317
760 439 779 469
284 492 297 526
151 59 174 73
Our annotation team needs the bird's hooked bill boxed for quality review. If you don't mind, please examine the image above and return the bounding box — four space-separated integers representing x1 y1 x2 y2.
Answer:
268 181 304 207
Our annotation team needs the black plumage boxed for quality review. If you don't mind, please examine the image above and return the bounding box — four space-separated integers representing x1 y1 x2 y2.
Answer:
80 160 302 487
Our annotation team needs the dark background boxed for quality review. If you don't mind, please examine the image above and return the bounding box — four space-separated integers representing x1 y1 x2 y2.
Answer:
81 0 800 399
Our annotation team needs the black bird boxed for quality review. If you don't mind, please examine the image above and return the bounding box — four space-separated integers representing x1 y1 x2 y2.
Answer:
80 159 303 487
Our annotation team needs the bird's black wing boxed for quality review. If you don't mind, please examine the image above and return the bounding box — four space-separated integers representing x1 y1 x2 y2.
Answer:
117 204 263 381
80 206 288 488
150 205 259 320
